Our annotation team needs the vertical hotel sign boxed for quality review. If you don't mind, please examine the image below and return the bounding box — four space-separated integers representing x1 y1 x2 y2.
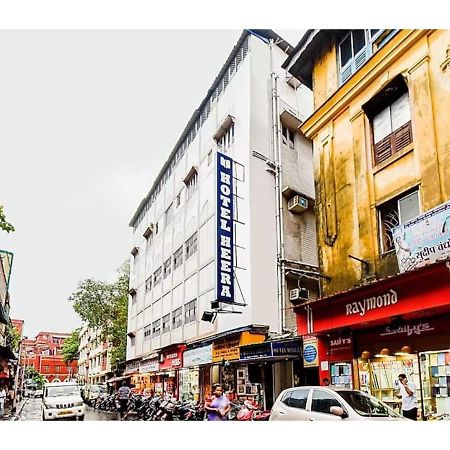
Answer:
216 151 235 303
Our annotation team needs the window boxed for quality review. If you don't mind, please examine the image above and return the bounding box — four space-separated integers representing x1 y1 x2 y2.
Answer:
154 222 159 235
371 92 412 165
281 124 295 150
145 277 152 293
176 193 181 208
130 335 135 346
338 30 396 85
184 299 197 324
55 366 60 372
44 366 50 372
144 325 151 342
131 293 137 304
163 257 172 278
311 389 342 414
172 307 183 329
173 246 183 270
153 266 162 286
378 189 420 253
217 123 235 151
152 319 161 338
185 232 198 260
208 150 213 165
283 389 309 409
162 314 170 334
165 203 173 226
185 170 198 199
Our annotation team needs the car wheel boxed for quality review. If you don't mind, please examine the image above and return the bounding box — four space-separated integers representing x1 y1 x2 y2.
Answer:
78 415 85 421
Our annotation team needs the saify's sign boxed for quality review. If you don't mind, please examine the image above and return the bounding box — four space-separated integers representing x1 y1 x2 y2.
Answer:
216 151 235 304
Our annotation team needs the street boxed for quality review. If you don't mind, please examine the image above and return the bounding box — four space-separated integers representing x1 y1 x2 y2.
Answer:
18 397 120 421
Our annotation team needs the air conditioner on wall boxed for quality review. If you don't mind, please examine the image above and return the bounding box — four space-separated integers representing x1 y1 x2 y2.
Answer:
288 195 308 214
289 288 309 304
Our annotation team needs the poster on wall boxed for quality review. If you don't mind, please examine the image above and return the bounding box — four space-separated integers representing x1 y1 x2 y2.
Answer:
303 336 319 368
393 200 450 272
216 151 235 304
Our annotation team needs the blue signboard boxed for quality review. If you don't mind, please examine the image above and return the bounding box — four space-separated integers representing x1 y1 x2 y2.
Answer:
216 151 235 304
272 340 302 356
303 345 318 363
240 343 272 360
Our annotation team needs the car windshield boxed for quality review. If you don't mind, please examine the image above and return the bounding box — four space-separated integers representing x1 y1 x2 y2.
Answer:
45 385 80 398
338 390 402 417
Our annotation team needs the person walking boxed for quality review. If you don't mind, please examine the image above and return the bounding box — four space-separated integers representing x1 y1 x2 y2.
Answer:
397 374 418 420
116 381 131 420
0 386 7 418
204 383 230 421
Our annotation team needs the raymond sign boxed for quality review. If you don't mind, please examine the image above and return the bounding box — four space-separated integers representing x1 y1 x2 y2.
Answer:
393 200 450 272
216 151 235 304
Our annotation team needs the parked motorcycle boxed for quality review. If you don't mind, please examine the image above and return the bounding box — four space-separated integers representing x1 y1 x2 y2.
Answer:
235 399 271 421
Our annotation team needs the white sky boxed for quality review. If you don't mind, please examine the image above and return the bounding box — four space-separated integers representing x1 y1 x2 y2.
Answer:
0 29 305 339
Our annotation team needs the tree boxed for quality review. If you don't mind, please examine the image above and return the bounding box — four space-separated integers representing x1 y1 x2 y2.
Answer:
24 367 46 388
61 328 80 363
69 261 129 368
0 205 15 233
5 323 21 352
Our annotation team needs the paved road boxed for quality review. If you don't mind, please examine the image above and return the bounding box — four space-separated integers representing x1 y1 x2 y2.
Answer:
18 397 120 421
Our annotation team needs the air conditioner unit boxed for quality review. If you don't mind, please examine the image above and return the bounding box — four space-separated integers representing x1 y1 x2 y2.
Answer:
288 195 308 213
289 288 309 303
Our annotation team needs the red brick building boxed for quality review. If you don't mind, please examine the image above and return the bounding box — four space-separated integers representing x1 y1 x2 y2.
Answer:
21 331 78 382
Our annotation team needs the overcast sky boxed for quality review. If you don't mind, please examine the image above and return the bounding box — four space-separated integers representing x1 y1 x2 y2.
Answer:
0 30 305 339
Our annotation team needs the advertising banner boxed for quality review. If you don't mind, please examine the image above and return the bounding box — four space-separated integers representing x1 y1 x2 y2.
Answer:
183 344 213 367
393 200 450 272
216 151 235 304
303 336 319 367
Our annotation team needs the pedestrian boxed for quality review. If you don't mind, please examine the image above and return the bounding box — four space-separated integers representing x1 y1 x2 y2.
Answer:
0 386 6 418
204 383 231 421
116 381 131 420
322 378 331 386
396 374 418 420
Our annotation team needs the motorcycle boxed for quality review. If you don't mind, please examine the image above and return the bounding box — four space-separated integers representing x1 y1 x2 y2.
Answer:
235 399 271 421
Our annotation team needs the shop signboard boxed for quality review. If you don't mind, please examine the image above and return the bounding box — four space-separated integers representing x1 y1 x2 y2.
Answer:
393 200 450 273
329 336 353 356
183 344 213 367
240 342 272 360
303 336 319 367
212 336 241 362
139 358 159 373
159 347 184 370
272 339 302 357
216 151 235 304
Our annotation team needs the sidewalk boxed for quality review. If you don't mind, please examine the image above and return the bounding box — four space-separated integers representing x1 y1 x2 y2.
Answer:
0 398 27 421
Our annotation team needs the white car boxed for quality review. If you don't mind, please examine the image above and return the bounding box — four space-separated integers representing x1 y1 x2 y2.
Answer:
33 389 44 398
269 386 406 421
42 383 85 421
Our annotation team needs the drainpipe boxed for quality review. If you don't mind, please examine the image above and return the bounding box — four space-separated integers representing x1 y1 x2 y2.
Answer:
269 39 285 334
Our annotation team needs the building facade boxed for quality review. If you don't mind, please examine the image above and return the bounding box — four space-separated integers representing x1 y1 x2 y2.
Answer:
286 29 450 418
21 331 77 382
125 29 317 407
78 324 113 385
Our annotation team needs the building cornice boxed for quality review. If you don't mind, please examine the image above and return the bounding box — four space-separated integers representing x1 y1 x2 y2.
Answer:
300 29 431 139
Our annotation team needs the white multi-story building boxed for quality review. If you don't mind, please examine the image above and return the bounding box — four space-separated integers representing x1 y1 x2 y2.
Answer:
78 325 112 385
126 30 318 405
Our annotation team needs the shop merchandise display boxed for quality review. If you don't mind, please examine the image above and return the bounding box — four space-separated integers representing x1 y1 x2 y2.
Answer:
330 362 353 388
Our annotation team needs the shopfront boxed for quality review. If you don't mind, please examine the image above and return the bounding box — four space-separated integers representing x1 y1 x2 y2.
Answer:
179 344 212 402
158 344 185 399
134 356 159 394
296 260 450 419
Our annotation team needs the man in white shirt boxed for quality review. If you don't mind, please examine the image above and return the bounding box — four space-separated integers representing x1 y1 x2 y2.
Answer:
0 386 7 418
397 374 418 420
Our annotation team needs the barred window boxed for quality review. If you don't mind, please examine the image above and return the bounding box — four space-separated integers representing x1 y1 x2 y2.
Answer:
152 319 161 338
185 170 198 199
163 257 172 278
218 123 235 151
145 277 152 293
185 232 198 260
281 124 295 150
153 266 162 286
184 299 197 324
173 246 183 270
144 325 152 342
165 203 173 226
172 307 183 329
162 314 170 334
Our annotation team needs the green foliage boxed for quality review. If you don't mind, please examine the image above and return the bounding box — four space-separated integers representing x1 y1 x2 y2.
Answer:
61 328 80 363
25 367 46 388
0 205 15 233
6 323 21 352
69 261 129 368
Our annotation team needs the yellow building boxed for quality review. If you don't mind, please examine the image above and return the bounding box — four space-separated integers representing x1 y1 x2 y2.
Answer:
284 30 450 419
285 29 450 294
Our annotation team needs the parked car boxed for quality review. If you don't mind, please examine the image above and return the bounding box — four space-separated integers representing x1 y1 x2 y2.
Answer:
269 386 406 421
33 389 44 398
42 383 85 421
83 384 107 406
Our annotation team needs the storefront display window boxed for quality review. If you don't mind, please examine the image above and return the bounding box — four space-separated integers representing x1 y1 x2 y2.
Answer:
330 362 353 388
179 368 200 402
